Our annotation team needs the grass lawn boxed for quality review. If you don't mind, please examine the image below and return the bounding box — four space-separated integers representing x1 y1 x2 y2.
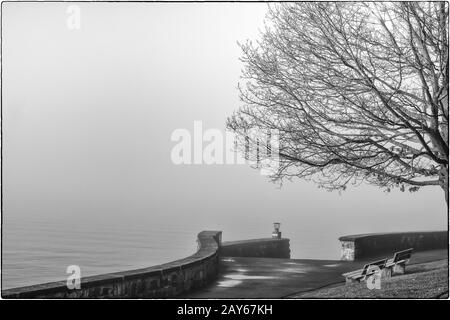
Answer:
298 259 448 299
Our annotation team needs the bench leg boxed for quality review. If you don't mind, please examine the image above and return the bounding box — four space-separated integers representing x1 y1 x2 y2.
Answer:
393 263 406 275
381 267 392 279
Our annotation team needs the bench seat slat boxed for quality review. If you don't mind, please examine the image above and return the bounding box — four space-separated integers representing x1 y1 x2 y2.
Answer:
386 259 407 268
343 274 364 279
343 274 365 280
343 269 364 277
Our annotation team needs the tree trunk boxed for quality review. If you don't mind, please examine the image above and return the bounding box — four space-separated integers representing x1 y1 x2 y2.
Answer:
439 164 449 208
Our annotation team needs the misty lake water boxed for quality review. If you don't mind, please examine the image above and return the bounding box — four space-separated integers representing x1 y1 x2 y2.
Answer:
3 183 445 291
2 212 347 289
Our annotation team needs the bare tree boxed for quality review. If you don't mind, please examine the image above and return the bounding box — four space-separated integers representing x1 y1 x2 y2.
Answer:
227 2 449 205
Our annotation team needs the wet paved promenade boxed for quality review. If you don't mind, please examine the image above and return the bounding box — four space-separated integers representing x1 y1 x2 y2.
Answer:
184 249 447 298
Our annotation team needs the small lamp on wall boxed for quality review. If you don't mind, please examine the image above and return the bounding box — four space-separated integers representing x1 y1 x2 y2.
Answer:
272 222 281 239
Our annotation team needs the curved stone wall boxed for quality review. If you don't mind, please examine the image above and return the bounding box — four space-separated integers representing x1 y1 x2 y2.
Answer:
2 231 222 299
220 238 290 258
339 231 447 261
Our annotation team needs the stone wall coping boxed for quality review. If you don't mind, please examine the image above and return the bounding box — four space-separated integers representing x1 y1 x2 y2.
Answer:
2 230 222 298
339 230 447 242
222 238 290 246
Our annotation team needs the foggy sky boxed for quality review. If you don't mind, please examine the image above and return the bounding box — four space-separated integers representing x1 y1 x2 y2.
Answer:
2 3 447 257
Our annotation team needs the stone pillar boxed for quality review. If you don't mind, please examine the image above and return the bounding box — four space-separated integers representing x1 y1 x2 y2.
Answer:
340 240 356 261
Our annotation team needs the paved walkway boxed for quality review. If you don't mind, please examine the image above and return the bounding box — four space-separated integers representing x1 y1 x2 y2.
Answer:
184 249 448 298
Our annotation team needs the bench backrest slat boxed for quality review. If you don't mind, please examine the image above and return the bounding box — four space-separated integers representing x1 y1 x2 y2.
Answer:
362 258 388 276
393 248 413 263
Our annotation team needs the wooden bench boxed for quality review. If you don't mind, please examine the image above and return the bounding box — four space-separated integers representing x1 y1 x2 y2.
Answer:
385 248 413 276
342 258 388 284
342 248 414 284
